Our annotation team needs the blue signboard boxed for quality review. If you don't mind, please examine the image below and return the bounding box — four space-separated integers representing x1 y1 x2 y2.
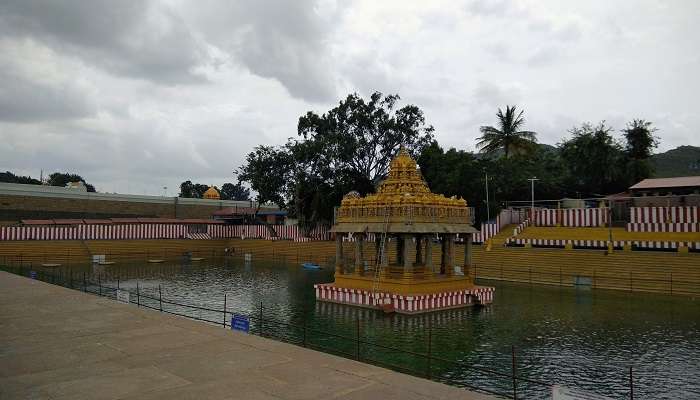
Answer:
231 314 250 333
30 271 37 279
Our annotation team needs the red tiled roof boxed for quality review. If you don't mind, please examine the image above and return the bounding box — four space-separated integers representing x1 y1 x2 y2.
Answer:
21 219 55 225
136 218 181 224
53 219 84 225
630 176 700 190
110 218 141 223
179 219 223 224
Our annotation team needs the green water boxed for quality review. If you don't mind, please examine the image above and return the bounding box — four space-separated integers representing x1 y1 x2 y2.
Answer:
20 257 700 399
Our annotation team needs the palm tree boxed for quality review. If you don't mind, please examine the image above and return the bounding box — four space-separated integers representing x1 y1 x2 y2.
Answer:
476 105 537 158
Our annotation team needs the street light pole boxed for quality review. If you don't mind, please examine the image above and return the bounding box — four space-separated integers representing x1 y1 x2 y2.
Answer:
485 171 490 222
527 177 539 215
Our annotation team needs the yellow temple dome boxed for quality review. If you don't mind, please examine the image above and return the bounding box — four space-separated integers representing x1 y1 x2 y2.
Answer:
203 186 220 200
334 146 474 232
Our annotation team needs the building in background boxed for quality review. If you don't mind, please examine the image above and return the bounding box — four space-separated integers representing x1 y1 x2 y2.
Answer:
0 182 280 224
629 176 700 207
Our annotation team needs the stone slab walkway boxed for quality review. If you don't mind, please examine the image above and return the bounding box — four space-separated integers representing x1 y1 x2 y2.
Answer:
0 271 495 400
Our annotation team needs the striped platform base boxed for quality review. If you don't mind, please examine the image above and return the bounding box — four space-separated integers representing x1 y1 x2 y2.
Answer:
507 237 700 250
314 284 495 314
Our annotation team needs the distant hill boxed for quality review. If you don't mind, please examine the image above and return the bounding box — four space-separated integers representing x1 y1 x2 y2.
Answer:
651 146 700 178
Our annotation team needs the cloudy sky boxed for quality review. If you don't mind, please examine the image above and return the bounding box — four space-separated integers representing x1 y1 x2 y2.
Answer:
1 0 698 195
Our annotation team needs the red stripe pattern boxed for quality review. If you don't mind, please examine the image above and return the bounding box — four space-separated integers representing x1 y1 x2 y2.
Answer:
627 223 699 233
630 206 699 223
533 208 608 227
314 284 495 314
506 237 700 250
0 224 331 241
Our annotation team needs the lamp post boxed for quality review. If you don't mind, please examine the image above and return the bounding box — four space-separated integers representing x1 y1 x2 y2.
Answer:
608 199 613 243
484 171 490 222
527 177 539 216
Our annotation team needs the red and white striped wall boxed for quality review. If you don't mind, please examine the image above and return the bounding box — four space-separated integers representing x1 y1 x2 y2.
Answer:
0 223 331 242
207 225 331 241
314 284 495 314
512 219 530 236
627 223 699 233
472 215 501 244
0 224 188 241
630 207 699 223
533 208 608 227
207 225 330 241
506 237 700 250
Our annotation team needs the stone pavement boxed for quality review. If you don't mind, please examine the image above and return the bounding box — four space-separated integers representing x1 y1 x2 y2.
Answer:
0 271 495 400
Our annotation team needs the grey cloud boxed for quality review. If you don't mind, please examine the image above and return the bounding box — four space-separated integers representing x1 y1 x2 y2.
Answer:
0 0 210 84
473 81 522 110
188 0 337 103
0 63 96 123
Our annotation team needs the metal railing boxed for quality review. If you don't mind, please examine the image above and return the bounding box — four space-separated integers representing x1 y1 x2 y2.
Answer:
473 263 700 296
0 262 642 400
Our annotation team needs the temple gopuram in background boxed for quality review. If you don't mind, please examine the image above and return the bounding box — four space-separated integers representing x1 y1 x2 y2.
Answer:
315 147 494 314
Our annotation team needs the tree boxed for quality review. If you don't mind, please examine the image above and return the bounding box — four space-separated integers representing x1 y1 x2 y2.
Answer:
559 121 626 196
476 105 537 158
220 182 250 201
237 145 294 235
622 119 659 184
0 171 41 185
418 141 566 225
178 181 209 198
240 92 435 230
47 172 96 192
297 91 435 186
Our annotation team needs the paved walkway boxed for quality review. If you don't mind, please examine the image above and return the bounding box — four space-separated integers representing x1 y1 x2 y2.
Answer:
0 271 494 400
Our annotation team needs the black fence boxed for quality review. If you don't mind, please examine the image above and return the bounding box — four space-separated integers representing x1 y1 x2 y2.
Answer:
0 263 639 399
473 263 700 296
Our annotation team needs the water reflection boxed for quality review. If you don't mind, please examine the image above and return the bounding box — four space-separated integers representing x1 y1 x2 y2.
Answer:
43 257 700 399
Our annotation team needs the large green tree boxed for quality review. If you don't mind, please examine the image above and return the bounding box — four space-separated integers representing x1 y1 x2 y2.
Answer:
237 145 293 210
476 105 537 158
220 182 250 201
0 171 41 185
178 180 210 198
239 92 435 230
559 121 626 196
622 119 658 184
297 91 435 186
48 172 95 192
237 145 294 235
419 141 565 224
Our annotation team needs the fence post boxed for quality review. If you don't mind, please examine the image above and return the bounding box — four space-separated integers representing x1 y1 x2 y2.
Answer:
511 345 517 400
629 272 633 292
629 366 634 400
356 316 361 361
117 278 120 290
137 281 140 307
259 301 264 336
302 317 307 348
427 323 433 379
159 284 163 312
222 293 227 327
98 274 102 296
69 267 73 289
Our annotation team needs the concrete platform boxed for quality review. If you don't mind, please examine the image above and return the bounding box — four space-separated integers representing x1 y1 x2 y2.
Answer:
0 271 494 400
